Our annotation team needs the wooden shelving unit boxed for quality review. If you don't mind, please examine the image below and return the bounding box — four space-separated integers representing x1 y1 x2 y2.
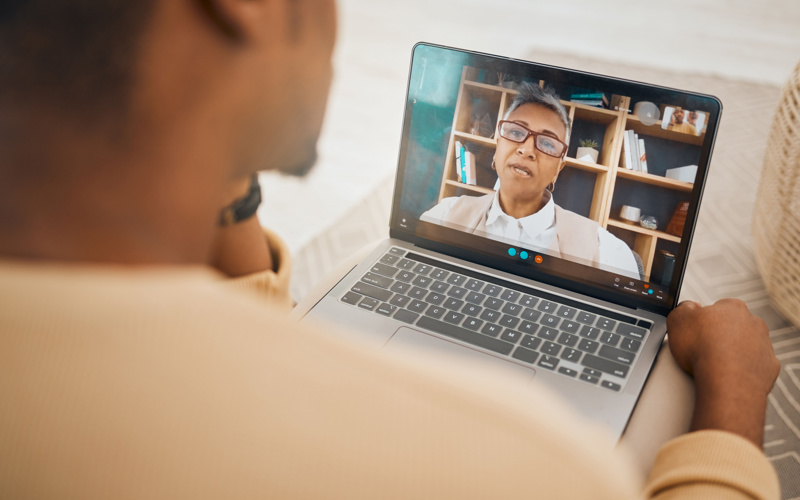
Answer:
436 67 702 282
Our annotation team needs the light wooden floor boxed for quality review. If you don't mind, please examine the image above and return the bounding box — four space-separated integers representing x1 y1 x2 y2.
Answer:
259 0 800 265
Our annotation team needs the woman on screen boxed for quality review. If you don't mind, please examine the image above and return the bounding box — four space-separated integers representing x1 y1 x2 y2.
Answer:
421 83 640 278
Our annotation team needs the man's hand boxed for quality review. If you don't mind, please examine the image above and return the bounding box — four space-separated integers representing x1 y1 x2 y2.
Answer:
209 177 273 277
667 299 780 448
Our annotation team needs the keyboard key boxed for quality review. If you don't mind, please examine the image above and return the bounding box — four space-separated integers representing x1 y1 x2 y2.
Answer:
465 291 486 304
501 329 523 343
394 309 419 324
390 281 412 295
479 309 501 323
388 247 406 256
582 354 630 378
361 272 393 288
542 341 561 356
462 317 483 330
537 300 558 313
601 380 622 391
519 295 538 307
341 291 362 305
370 262 399 278
501 289 520 302
579 325 601 340
376 302 397 316
637 319 654 329
443 297 464 311
389 295 411 308
538 355 559 370
448 286 468 299
579 373 599 384
600 331 620 346
596 317 617 330
499 315 520 329
518 321 538 335
501 303 522 316
484 298 504 310
582 368 602 378
556 306 576 319
578 339 599 354
512 346 539 364
540 314 560 328
520 308 542 322
483 284 502 297
395 270 415 282
465 279 483 291
598 345 635 365
616 323 647 340
424 305 446 319
358 297 379 311
425 292 446 305
416 316 514 355
462 304 482 316
412 275 432 288
576 311 597 324
443 310 465 324
560 348 582 363
396 258 416 270
413 263 433 276
430 281 450 293
407 300 427 313
560 320 580 334
430 269 449 281
557 332 578 347
558 367 578 378
351 282 392 302
408 287 427 299
446 274 467 286
620 337 642 353
521 335 541 350
379 253 399 265
537 327 559 341
481 323 503 337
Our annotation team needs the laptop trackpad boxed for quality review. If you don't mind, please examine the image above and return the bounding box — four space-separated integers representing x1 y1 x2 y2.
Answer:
384 327 536 385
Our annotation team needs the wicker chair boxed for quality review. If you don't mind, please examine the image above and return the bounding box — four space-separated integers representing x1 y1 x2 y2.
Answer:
753 60 800 326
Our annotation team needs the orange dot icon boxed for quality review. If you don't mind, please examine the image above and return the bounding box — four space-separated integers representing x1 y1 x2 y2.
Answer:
534 255 543 264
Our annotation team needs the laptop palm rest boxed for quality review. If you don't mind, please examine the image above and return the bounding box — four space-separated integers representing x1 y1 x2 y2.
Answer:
384 327 536 386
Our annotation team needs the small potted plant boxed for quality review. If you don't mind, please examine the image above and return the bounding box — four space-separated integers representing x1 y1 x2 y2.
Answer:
576 138 600 163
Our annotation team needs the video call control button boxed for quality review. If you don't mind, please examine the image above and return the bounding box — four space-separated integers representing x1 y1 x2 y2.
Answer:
520 251 529 260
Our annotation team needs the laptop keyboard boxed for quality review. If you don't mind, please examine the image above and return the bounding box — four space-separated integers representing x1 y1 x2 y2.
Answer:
339 247 653 392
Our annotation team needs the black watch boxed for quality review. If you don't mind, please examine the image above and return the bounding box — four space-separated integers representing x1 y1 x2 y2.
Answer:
219 174 262 226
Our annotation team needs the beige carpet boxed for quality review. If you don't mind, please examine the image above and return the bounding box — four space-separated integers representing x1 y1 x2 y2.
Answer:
289 52 799 499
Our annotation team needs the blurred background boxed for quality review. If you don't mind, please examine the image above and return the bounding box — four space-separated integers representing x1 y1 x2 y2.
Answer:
257 0 800 301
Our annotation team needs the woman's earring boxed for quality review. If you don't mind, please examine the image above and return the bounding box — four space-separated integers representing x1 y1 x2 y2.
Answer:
491 160 496 171
546 182 555 193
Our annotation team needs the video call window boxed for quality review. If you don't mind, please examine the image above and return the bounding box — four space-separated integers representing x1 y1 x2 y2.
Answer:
401 60 706 296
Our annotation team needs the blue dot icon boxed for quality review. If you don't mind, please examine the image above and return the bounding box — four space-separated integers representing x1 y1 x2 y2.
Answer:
508 248 517 256
520 251 529 260
648 289 654 294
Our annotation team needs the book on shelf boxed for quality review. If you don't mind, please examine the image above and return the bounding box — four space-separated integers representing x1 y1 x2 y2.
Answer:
463 150 477 185
454 141 464 183
622 130 635 170
638 137 648 174
570 92 609 109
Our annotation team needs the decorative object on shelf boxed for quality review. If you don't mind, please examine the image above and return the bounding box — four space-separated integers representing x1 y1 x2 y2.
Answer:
639 215 658 230
633 101 661 126
752 59 800 327
666 201 689 236
658 250 676 288
497 72 516 90
469 112 493 138
620 205 642 225
665 165 698 183
576 139 600 163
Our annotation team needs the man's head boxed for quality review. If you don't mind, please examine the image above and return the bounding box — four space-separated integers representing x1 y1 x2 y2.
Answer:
0 0 336 264
672 107 685 124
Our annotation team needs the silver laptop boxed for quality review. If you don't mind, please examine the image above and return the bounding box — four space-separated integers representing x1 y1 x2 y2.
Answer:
299 43 721 439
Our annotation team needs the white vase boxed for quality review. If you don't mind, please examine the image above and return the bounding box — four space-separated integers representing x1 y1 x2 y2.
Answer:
576 147 599 163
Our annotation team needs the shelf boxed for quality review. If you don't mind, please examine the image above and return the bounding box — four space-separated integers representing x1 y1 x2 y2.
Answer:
615 168 694 192
625 115 704 146
565 101 622 123
453 131 496 147
564 157 609 173
464 79 518 94
606 219 681 243
443 179 495 196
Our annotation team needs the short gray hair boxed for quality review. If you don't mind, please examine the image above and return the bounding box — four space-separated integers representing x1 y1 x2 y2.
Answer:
504 83 571 145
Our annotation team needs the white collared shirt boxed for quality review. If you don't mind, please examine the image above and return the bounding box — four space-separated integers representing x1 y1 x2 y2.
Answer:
422 192 640 278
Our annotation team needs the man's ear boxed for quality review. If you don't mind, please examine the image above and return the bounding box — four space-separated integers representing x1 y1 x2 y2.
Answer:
195 0 276 43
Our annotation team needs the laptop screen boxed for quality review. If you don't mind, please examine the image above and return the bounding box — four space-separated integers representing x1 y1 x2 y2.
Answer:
390 43 721 315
